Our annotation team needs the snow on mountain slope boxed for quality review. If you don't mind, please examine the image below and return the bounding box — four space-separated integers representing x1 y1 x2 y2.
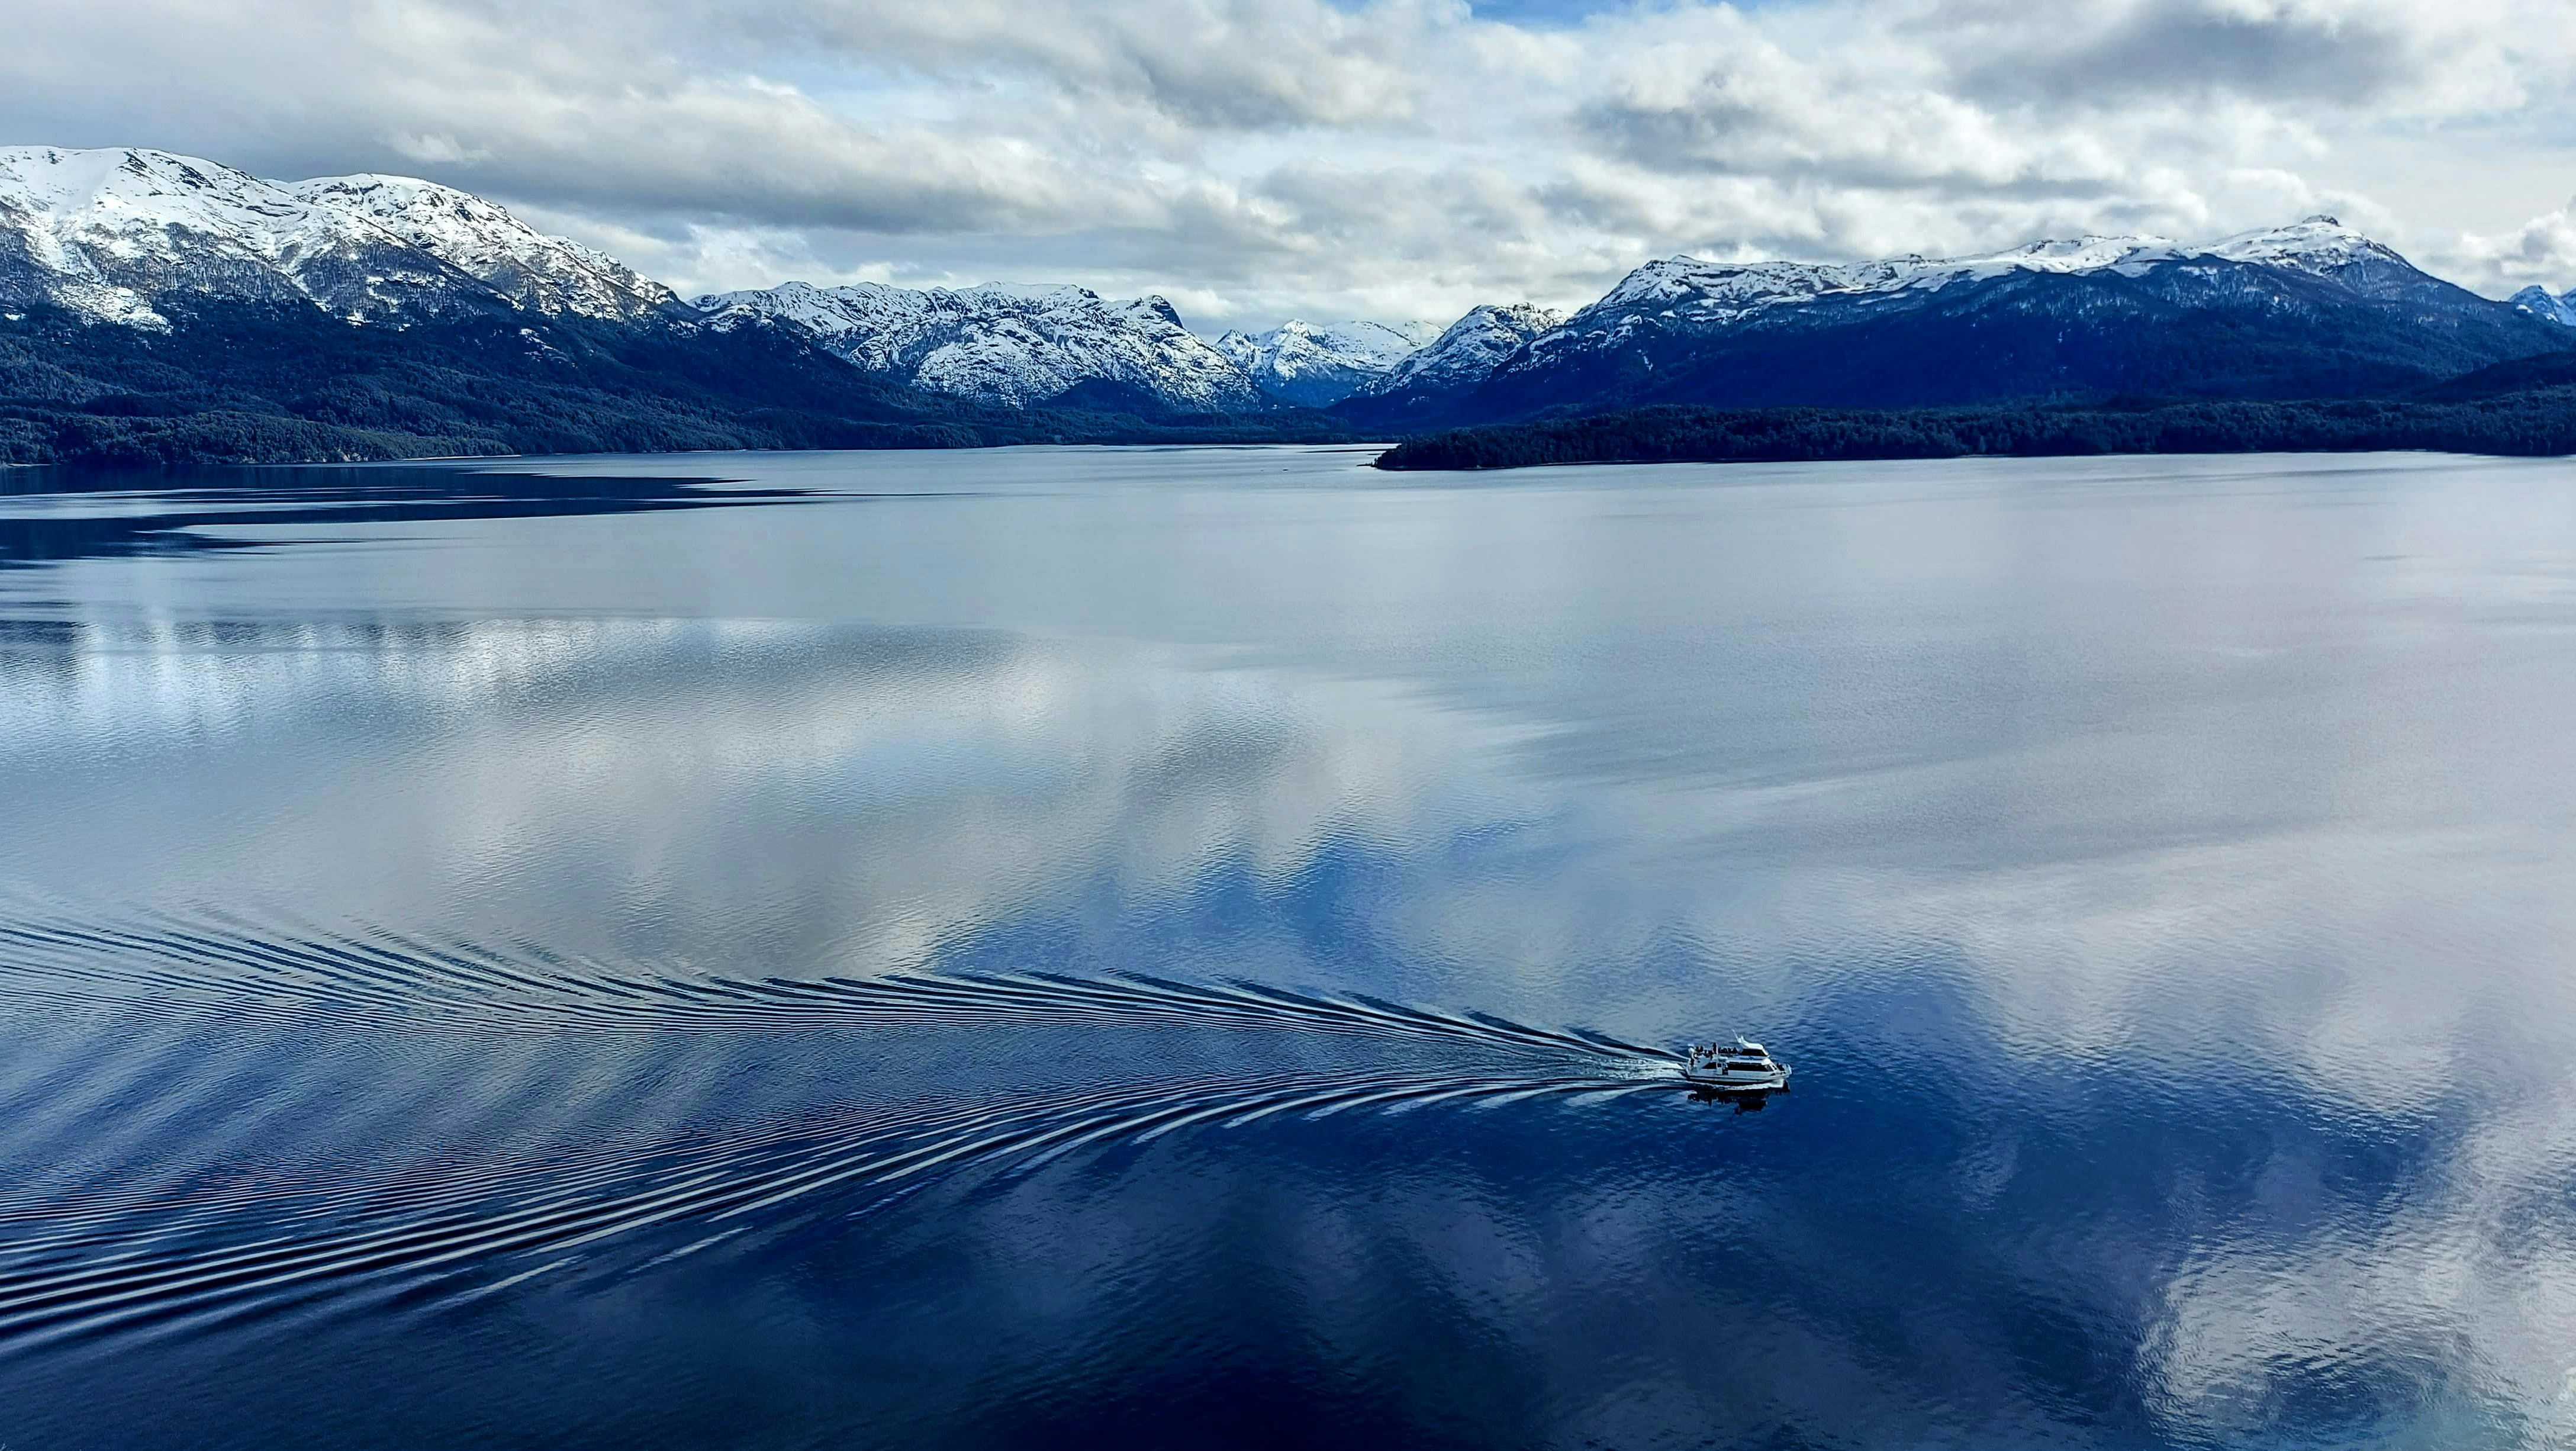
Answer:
1553 215 2542 356
291 175 675 320
1418 217 2568 426
1567 237 2179 334
16 145 2551 429
1213 319 1438 406
0 146 682 327
2199 215 2480 310
1550 217 2436 341
0 146 490 326
695 280 1262 409
1361 304 1563 399
2203 215 2388 272
2509 284 2576 326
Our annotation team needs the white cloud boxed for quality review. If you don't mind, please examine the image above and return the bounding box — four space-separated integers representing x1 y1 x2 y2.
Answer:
2440 197 2576 296
385 132 492 166
4 0 2575 327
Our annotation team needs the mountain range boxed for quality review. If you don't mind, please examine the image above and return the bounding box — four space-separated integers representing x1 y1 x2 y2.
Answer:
694 281 1267 410
1341 217 2574 430
2511 285 2576 327
3 144 2572 466
1214 320 1442 407
0 147 672 327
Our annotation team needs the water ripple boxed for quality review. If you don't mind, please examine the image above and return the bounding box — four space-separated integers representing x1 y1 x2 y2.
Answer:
0 1063 1683 1359
0 909 1675 1061
0 908 1705 1362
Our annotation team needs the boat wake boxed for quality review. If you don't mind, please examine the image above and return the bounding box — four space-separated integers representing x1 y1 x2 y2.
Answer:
0 1062 1676 1358
0 909 1674 1061
0 907 1698 1360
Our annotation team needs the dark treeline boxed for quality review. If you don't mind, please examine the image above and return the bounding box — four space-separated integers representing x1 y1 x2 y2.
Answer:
0 301 1354 468
1372 385 2576 471
20 296 2576 474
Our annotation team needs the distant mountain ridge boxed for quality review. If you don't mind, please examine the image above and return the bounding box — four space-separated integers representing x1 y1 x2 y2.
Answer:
1339 217 2572 428
0 147 678 327
0 147 1359 464
1 146 508 327
0 147 1445 419
289 174 679 321
693 279 1264 411
1339 303 1563 425
2510 284 2576 327
1213 319 1441 406
5 143 2573 466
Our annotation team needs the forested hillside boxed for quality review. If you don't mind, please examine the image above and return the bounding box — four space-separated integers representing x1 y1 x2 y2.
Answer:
1372 384 2576 471
0 303 1354 466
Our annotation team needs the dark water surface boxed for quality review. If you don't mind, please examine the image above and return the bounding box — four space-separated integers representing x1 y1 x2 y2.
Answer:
3 446 2574 1449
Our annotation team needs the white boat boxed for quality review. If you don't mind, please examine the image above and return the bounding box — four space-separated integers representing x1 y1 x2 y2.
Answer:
1680 1038 1791 1092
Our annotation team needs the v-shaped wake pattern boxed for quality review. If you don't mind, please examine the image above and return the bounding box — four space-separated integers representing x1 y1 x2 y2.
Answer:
0 1061 1679 1360
0 909 1675 1063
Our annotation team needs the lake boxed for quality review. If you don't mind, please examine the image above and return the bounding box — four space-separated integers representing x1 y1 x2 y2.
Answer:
2 445 2573 1449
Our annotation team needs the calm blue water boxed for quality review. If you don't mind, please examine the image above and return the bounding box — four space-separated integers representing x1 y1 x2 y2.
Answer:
2 445 2574 1449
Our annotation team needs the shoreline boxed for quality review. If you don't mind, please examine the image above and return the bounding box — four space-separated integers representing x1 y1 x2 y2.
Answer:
1372 393 2576 472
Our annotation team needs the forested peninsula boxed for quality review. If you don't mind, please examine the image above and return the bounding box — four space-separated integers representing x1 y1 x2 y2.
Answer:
1371 368 2576 472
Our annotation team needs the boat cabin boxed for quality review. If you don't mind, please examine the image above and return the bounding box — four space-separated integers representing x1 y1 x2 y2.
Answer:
1680 1037 1792 1090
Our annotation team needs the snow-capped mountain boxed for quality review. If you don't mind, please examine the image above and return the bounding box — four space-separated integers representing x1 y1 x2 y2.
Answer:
1360 304 1562 398
1553 218 2439 336
290 175 676 320
2509 284 2576 327
0 145 1416 420
12 143 2568 452
1214 319 1439 406
695 280 1264 410
0 146 499 326
1387 216 2569 426
0 146 674 327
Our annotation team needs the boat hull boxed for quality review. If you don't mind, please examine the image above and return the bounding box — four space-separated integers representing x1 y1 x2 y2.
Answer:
1680 1063 1791 1093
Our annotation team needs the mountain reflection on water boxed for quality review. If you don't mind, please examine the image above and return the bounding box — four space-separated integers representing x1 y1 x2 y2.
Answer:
2 446 2574 1449
0 466 810 570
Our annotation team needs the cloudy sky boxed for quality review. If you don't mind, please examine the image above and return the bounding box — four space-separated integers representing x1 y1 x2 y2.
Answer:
7 0 2576 330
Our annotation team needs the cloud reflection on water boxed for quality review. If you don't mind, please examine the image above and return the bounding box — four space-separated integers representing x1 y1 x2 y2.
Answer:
4 449 2576 1445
